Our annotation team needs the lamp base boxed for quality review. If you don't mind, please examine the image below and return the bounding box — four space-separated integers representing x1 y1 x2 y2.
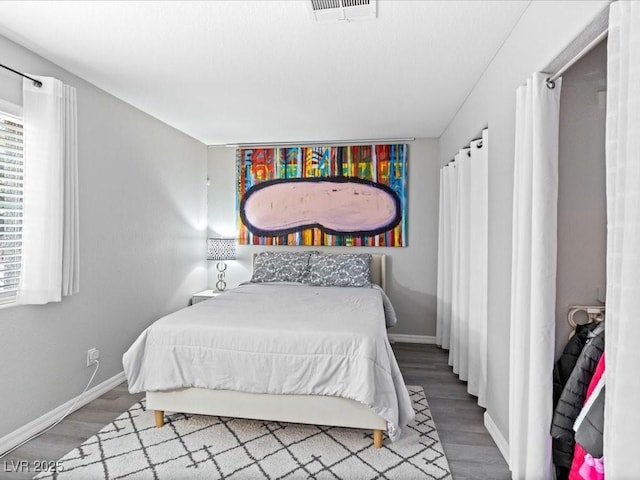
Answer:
215 262 227 291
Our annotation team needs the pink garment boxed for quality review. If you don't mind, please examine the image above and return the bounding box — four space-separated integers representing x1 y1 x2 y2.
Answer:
569 355 606 480
579 454 604 480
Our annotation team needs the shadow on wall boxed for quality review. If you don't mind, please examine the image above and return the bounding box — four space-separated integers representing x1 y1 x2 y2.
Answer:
386 260 436 338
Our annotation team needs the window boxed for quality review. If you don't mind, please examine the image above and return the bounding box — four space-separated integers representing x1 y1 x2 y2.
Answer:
0 109 23 307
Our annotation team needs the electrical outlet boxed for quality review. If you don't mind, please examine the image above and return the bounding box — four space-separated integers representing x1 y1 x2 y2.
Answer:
86 348 100 367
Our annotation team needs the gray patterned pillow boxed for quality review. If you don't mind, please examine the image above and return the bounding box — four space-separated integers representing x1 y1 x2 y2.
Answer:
250 251 316 283
307 253 372 287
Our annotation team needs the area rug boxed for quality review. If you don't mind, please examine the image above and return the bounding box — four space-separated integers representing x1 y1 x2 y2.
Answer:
34 386 451 480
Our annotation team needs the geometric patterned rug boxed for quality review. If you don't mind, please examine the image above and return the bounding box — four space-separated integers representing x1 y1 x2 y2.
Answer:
33 386 451 479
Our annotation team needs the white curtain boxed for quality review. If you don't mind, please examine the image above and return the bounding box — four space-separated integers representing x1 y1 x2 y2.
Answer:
436 160 457 349
604 3 640 477
508 73 561 479
17 76 79 305
436 129 488 407
466 132 488 405
436 167 448 346
449 148 468 377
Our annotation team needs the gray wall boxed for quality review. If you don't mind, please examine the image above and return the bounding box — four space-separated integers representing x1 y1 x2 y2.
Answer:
207 138 441 337
555 40 607 358
0 35 208 437
438 1 610 446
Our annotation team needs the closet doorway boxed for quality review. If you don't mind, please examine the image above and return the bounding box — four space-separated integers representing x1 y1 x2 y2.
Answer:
553 36 607 480
555 39 607 355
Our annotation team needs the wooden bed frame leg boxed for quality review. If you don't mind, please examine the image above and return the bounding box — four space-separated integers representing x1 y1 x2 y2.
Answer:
373 429 383 448
155 410 165 428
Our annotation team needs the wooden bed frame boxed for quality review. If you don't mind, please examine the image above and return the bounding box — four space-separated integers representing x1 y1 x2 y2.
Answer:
148 253 388 448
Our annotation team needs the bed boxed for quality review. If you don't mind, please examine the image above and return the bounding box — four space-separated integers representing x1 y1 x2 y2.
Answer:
123 252 414 448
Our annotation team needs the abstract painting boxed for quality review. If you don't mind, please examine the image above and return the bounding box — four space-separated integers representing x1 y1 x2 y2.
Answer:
236 144 408 247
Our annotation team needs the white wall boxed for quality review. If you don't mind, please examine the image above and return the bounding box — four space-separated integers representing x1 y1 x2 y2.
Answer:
555 40 607 358
438 0 610 448
207 138 441 337
0 35 208 437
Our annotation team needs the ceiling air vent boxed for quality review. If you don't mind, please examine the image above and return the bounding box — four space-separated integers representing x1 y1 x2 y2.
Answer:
307 0 377 22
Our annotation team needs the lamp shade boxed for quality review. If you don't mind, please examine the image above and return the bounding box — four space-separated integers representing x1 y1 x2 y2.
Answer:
207 238 237 261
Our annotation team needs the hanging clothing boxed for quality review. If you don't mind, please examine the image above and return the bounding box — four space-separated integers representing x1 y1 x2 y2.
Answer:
569 355 605 480
553 322 602 409
575 376 605 457
578 455 604 480
551 322 605 470
551 322 603 474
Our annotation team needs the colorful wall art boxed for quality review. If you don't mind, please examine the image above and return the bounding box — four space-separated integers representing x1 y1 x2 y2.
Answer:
236 144 408 247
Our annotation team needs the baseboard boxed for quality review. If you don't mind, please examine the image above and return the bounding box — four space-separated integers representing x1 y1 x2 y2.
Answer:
387 334 437 344
0 371 126 457
484 411 510 467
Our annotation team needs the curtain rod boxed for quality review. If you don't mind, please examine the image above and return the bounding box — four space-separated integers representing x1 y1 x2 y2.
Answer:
211 137 415 148
0 63 42 88
546 29 608 89
446 136 484 164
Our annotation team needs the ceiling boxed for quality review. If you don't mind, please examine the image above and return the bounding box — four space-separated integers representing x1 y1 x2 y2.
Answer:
0 1 531 145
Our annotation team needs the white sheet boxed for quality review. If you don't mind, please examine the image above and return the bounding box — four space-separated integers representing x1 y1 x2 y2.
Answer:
123 283 414 441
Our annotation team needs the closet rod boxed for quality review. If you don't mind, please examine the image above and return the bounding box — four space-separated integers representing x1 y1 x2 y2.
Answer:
546 29 608 89
0 63 42 88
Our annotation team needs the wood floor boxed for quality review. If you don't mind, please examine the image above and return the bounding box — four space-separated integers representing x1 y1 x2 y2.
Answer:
393 343 510 479
2 343 510 479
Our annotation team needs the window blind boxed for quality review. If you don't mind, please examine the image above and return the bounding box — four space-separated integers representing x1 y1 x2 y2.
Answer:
0 110 23 306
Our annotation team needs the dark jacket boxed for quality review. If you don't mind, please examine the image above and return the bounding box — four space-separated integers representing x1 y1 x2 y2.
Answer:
553 323 600 408
551 322 605 470
575 382 605 457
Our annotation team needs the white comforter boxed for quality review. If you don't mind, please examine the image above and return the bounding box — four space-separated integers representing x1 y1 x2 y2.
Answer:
122 283 414 441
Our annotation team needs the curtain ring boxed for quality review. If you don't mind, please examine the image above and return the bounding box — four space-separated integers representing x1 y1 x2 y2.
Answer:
545 77 555 89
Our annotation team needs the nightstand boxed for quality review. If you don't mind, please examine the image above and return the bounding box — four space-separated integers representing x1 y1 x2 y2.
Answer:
191 290 223 305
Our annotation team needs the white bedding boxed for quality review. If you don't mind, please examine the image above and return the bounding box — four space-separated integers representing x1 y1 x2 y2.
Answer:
122 282 414 441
